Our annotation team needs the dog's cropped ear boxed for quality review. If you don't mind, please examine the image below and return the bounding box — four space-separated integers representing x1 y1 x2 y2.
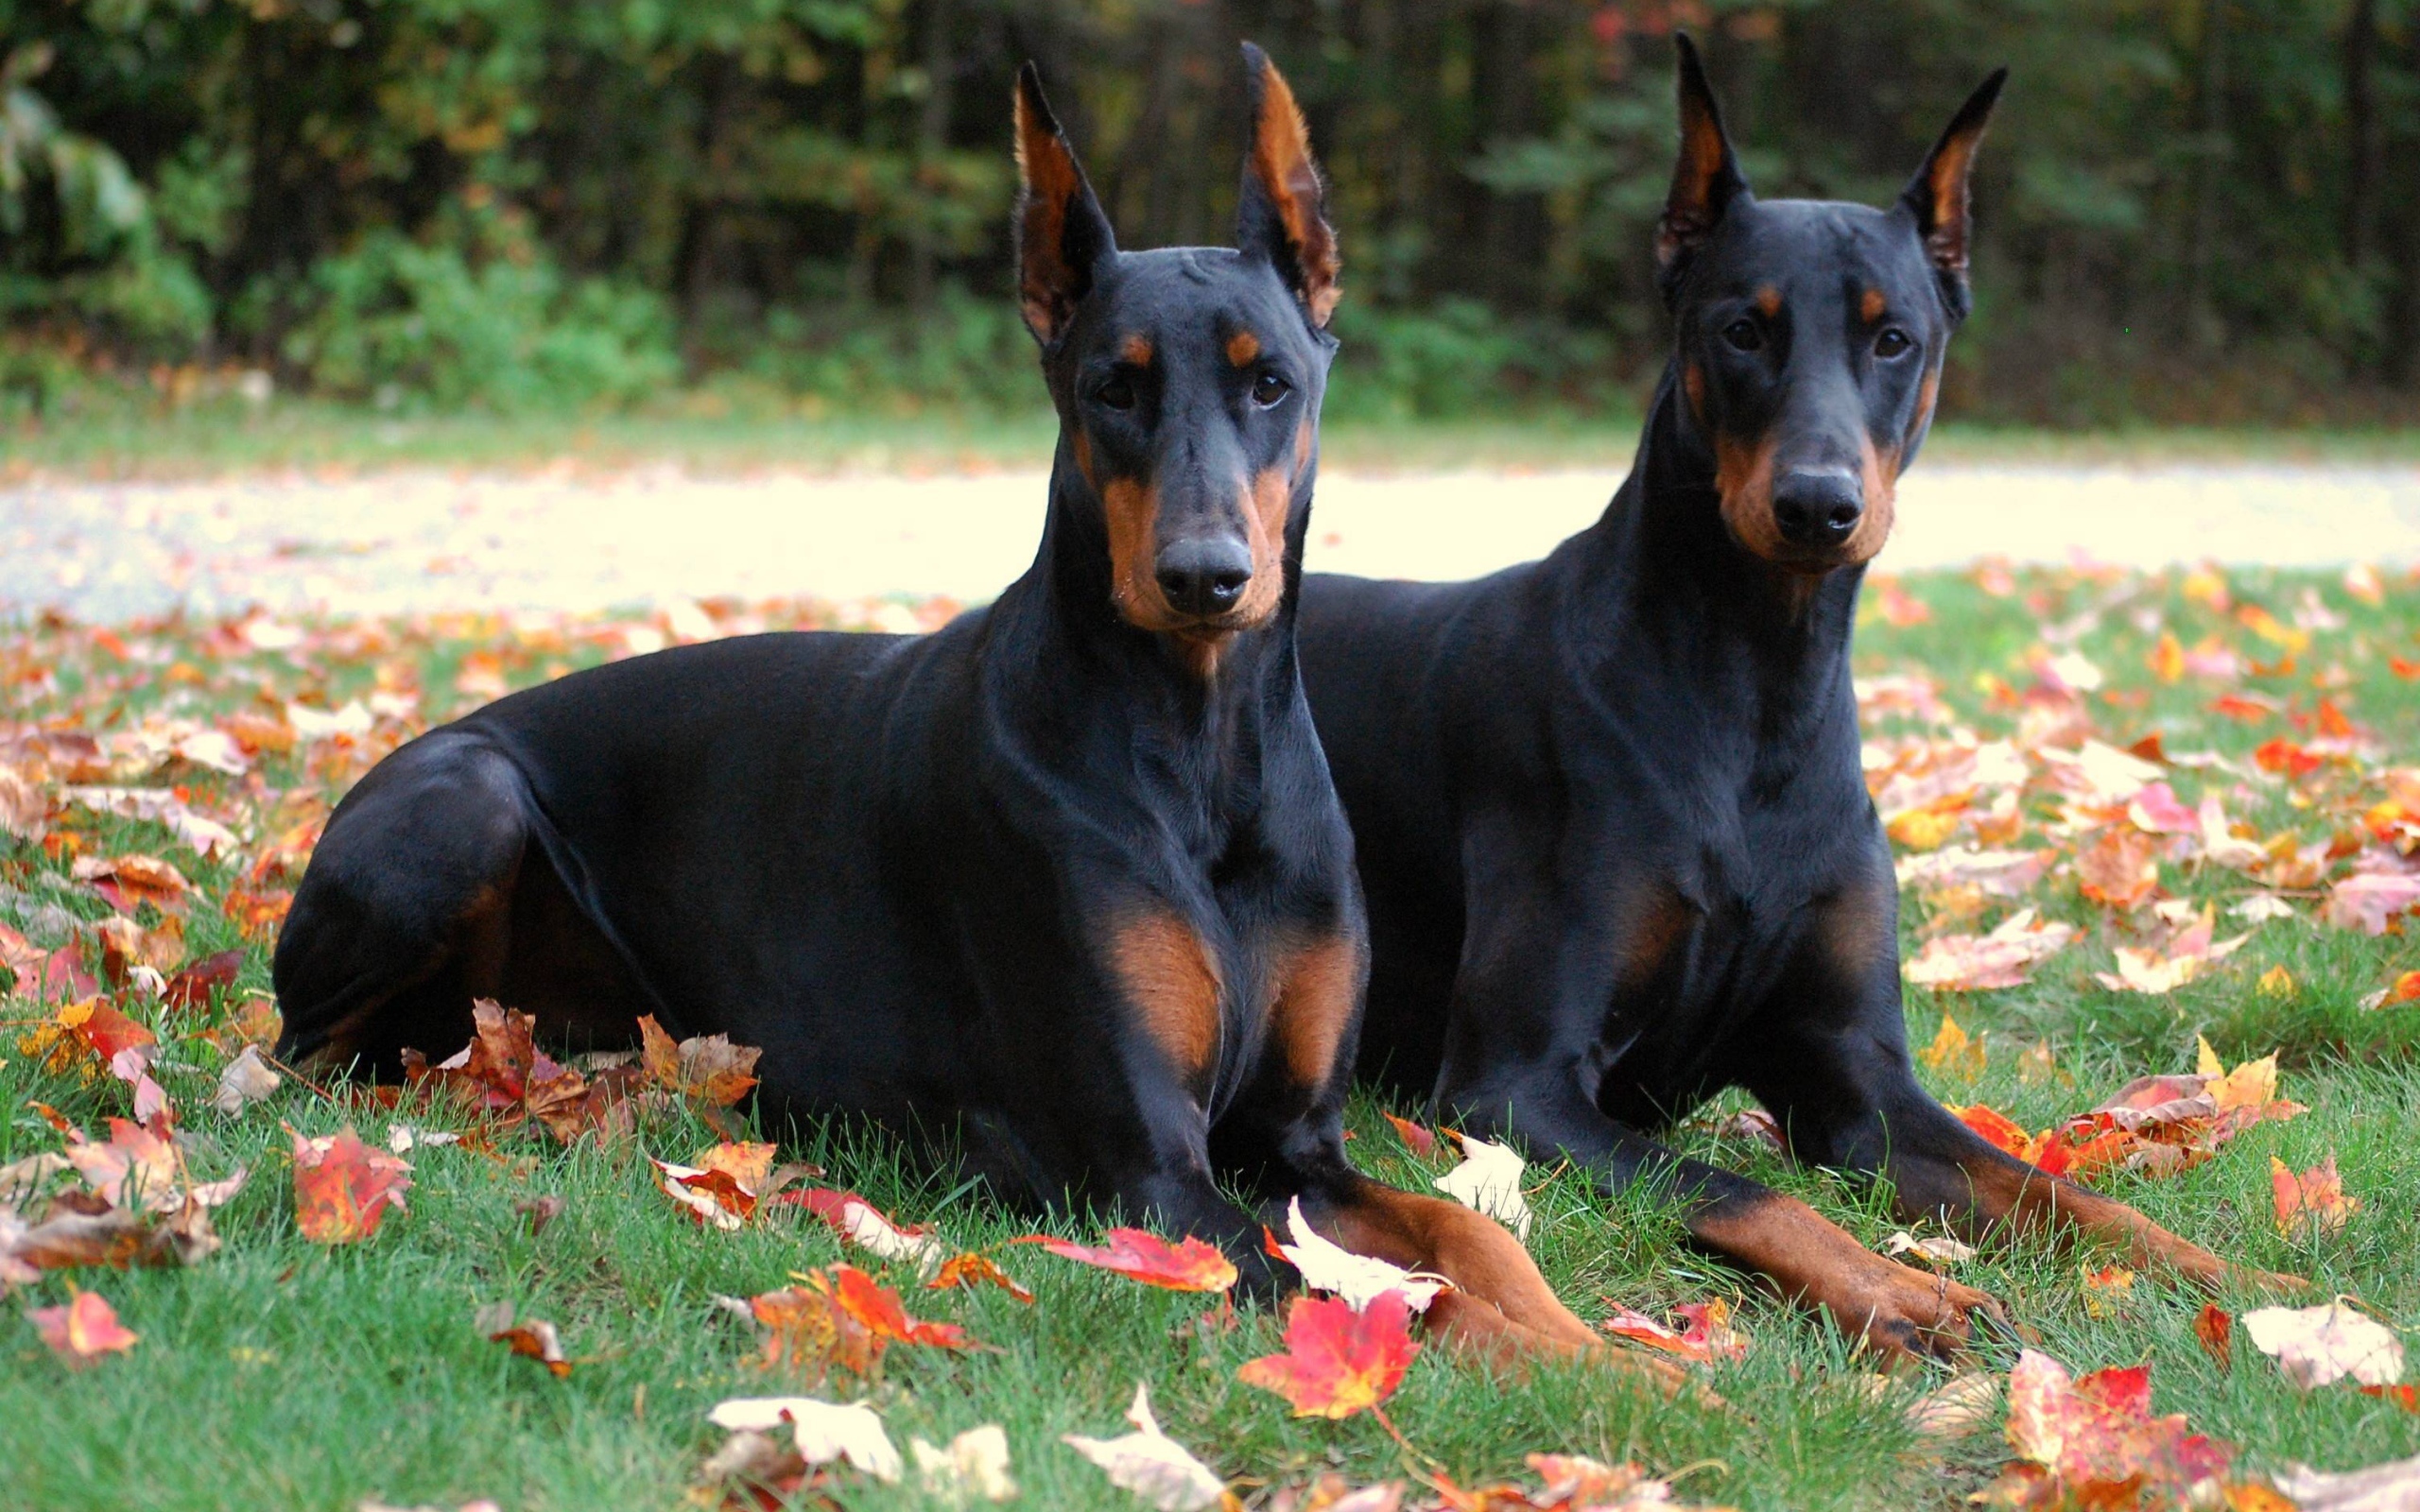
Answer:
1900 68 2007 322
1236 43 1340 330
1014 62 1116 348
1656 33 1749 305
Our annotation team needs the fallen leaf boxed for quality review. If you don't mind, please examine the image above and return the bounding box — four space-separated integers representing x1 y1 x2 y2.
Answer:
1908 1373 2001 1442
650 1157 755 1231
1599 1297 1747 1364
1432 1131 1531 1241
26 1288 138 1367
1988 1349 2236 1507
210 1044 282 1115
2082 1265 2135 1319
1918 1011 1988 1080
1270 1196 1445 1313
2195 1304 2234 1370
1884 1231 1979 1266
1904 909 2076 990
2076 828 2163 911
1382 1112 1437 1158
162 949 243 1010
911 1424 1017 1504
289 1125 413 1244
1063 1382 1227 1512
2326 871 2420 936
2243 1301 2405 1388
926 1252 1034 1304
637 1013 760 1106
709 1395 902 1483
515 1194 564 1236
1024 1228 1238 1294
475 1300 570 1378
72 853 194 916
2273 1155 2359 1242
782 1187 945 1272
2272 1451 2420 1511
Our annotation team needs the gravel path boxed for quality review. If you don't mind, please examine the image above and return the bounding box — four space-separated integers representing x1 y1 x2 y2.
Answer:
6 461 2417 623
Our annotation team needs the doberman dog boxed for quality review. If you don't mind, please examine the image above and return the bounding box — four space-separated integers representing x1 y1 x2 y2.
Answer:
271 48 1645 1368
1298 38 2295 1365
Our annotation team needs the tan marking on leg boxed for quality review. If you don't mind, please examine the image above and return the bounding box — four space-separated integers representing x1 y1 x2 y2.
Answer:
1754 284 1782 318
1692 1189 2004 1366
1945 1149 2302 1296
1107 913 1221 1076
1313 1180 1694 1391
1226 330 1261 367
1859 287 1888 324
1118 334 1153 368
1268 933 1360 1089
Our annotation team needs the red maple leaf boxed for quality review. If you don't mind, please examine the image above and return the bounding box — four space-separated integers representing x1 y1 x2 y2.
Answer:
1020 1228 1238 1293
927 1252 1034 1304
1238 1290 1419 1419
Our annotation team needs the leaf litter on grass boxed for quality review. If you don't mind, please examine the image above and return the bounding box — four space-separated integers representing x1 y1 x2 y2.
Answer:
11 569 2420 1505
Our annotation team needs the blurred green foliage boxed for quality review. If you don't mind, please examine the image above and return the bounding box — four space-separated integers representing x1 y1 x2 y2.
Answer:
2 0 2416 425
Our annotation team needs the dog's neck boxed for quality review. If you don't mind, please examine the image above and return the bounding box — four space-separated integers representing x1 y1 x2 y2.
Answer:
1579 368 1866 748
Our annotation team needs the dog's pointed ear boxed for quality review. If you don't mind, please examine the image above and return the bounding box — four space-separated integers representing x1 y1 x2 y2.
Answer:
1900 68 2007 321
1656 32 1749 305
1236 43 1340 329
1014 62 1115 348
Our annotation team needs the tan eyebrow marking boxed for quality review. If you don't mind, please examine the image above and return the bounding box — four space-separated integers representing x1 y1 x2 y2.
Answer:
1118 334 1153 367
1754 285 1782 318
1860 288 1887 323
1226 330 1261 367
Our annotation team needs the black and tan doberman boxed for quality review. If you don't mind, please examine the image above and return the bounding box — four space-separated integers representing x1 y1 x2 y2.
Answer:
272 48 1657 1368
1298 38 2296 1364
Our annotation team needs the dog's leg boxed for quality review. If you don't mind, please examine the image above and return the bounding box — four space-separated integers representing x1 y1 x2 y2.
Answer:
1745 884 2304 1298
1442 1057 2004 1366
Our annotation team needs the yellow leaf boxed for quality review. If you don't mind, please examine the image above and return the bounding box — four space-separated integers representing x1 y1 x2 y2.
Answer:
1918 1013 1986 1082
2196 1036 2225 1078
2257 965 2295 999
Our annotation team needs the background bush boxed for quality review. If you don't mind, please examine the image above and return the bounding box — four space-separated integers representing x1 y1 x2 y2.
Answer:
3 0 2417 426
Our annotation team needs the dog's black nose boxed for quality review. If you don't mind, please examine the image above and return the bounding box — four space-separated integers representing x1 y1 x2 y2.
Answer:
1156 537 1254 616
1772 470 1863 548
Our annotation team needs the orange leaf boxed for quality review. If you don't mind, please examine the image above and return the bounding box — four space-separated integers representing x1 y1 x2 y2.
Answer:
2271 1154 2358 1241
2076 828 2161 910
2358 1383 2420 1414
2254 738 2323 779
1237 1290 1419 1419
26 1289 138 1368
288 1125 413 1244
649 1158 756 1230
2194 1303 2234 1370
927 1252 1034 1304
827 1262 974 1350
1021 1228 1238 1293
635 1013 761 1107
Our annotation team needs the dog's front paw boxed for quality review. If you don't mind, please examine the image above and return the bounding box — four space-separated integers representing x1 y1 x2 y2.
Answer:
1823 1254 2009 1368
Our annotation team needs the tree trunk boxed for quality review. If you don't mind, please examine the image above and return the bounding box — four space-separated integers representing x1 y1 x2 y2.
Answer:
911 0 958 313
2184 0 2229 347
2342 0 2378 267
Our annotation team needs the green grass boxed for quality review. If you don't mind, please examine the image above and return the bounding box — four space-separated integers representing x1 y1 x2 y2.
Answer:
9 393 2420 481
6 564 2420 1509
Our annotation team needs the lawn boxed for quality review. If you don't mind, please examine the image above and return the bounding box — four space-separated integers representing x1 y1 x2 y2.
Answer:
4 560 2420 1510
9 395 2420 482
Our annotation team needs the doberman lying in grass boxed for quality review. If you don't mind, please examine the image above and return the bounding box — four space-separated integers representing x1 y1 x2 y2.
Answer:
273 49 1642 1367
1298 39 2296 1365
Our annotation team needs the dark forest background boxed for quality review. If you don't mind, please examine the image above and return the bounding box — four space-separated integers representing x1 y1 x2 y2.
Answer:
4 0 2416 426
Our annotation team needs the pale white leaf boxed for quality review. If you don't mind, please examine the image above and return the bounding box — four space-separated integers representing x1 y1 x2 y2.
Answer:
1432 1132 1531 1241
1062 1382 1225 1512
707 1396 901 1483
911 1424 1017 1503
2244 1301 2406 1388
1276 1195 1444 1313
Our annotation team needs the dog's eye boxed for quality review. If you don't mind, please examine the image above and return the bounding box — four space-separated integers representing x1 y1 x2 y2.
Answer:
1874 327 1913 359
1721 318 1764 352
1096 375 1137 410
1251 371 1290 407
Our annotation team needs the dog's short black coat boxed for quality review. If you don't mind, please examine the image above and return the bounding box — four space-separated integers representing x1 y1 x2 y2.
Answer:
272 48 1649 1368
1298 37 2298 1363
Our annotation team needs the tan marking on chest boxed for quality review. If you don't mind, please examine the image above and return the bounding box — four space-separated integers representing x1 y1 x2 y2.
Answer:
1269 933 1362 1088
1108 914 1222 1074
